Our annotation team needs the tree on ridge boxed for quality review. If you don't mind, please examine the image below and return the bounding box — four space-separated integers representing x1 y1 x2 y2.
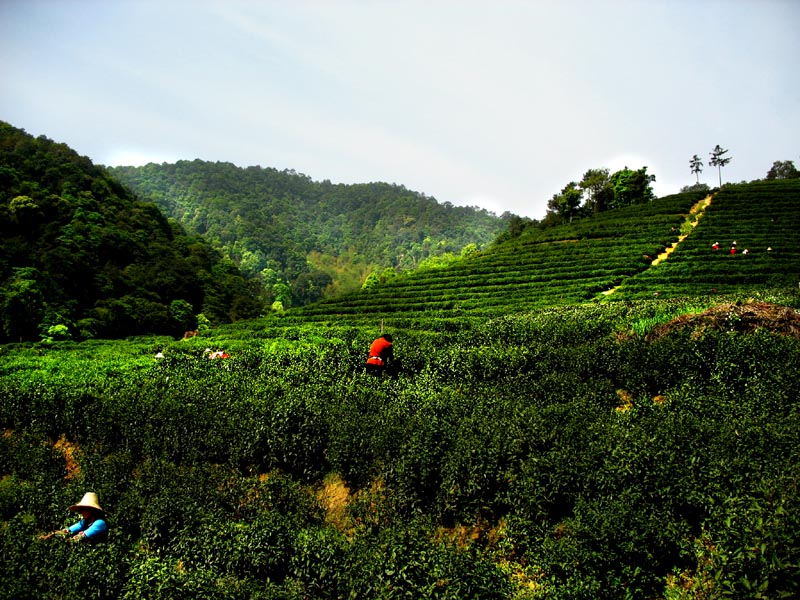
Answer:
690 154 703 183
709 145 732 187
765 160 799 180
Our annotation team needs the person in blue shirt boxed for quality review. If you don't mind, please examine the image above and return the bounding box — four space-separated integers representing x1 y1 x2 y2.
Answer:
39 492 108 543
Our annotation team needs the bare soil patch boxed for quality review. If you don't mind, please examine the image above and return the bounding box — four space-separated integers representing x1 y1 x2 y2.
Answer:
646 302 800 341
317 473 351 531
53 434 81 480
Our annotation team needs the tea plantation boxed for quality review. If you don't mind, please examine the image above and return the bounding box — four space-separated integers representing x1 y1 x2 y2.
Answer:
1 180 799 599
612 181 800 299
298 180 799 320
298 190 706 319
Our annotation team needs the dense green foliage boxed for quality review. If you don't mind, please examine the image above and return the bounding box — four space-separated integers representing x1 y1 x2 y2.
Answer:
108 161 507 307
2 123 798 597
0 122 263 342
1 298 799 598
298 181 799 321
613 181 800 299
766 160 799 181
298 191 704 318
529 165 657 229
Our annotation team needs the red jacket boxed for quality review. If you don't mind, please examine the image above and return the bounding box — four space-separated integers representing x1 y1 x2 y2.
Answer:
366 337 393 366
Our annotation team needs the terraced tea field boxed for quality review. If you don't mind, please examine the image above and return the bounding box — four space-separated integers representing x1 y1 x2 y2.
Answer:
2 180 799 600
612 180 800 298
293 180 800 323
296 192 699 319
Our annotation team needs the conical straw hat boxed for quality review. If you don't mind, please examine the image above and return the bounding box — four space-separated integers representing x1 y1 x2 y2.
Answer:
69 492 104 513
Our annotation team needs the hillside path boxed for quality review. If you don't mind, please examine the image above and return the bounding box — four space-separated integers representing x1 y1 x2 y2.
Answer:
600 193 714 297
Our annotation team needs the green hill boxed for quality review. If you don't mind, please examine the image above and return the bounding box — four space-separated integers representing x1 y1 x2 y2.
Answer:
611 181 800 298
3 120 798 343
108 160 508 306
1 132 799 598
0 122 263 342
291 181 800 322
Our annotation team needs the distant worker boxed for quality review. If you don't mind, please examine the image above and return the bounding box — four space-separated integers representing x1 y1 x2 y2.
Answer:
38 492 108 543
712 242 720 250
743 248 749 255
365 333 399 377
730 246 736 255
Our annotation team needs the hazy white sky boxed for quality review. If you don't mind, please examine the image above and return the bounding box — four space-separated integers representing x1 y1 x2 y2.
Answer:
2 0 798 218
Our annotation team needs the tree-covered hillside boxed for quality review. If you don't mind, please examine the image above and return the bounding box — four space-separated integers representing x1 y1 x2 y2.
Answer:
108 161 508 307
0 122 263 342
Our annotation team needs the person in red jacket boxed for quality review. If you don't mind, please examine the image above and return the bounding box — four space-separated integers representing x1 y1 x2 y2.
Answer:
365 333 397 376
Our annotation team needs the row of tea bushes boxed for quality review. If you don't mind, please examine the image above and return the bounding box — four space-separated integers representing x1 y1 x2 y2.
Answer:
299 192 704 319
613 180 800 299
2 298 799 597
295 182 799 322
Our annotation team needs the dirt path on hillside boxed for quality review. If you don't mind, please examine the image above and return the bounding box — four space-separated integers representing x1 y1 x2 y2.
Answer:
600 194 713 297
650 194 712 265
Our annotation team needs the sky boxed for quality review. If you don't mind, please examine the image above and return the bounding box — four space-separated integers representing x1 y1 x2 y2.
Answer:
1 0 798 219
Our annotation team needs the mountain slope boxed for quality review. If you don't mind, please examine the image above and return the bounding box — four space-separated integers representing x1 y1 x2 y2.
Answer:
0 122 262 342
611 180 800 298
109 161 508 306
290 181 800 322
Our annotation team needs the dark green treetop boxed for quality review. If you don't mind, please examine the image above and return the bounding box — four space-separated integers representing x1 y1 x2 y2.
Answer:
0 121 263 342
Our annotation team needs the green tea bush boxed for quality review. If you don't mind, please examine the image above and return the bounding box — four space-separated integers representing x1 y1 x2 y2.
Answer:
289 526 350 597
694 474 800 598
121 553 237 600
172 511 295 581
330 518 512 599
1 295 798 597
0 514 129 600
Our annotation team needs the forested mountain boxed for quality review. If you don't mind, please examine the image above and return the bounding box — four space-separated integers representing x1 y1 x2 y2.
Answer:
109 161 508 306
0 122 263 342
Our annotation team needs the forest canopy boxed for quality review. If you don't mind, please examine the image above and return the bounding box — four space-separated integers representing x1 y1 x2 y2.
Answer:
109 161 508 307
0 122 263 342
